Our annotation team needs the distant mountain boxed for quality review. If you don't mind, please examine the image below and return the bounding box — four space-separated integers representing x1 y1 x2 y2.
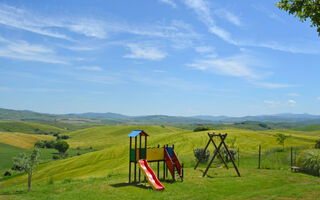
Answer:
65 112 129 119
1 107 320 125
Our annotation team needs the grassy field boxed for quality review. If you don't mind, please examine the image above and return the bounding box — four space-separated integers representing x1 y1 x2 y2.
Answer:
0 125 319 199
0 121 65 135
0 132 55 149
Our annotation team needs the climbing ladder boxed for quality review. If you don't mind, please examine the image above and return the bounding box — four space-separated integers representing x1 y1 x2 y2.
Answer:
165 148 183 181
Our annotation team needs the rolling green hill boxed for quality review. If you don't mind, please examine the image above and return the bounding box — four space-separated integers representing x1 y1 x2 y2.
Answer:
2 126 318 185
0 132 55 149
0 121 65 135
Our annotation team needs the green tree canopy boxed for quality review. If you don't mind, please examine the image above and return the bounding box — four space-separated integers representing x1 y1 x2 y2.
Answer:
276 0 320 35
55 140 69 154
13 148 40 191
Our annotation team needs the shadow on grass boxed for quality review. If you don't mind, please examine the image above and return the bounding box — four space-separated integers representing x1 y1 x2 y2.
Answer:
0 190 26 195
110 182 152 190
199 169 239 179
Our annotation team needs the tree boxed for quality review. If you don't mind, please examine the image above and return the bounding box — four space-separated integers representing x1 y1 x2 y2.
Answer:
275 133 289 150
276 0 320 36
315 139 320 149
12 148 40 192
54 140 69 154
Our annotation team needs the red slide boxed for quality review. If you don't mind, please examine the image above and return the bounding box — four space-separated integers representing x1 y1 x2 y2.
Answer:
138 159 165 191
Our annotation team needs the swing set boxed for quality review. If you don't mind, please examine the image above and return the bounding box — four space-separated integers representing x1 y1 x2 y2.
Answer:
194 133 241 177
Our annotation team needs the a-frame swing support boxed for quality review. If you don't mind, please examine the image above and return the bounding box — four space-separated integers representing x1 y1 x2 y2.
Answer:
194 133 241 177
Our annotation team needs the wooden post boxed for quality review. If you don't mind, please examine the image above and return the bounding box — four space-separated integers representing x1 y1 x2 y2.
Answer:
203 134 225 177
134 136 137 183
157 144 160 179
144 135 147 182
139 134 141 183
194 134 212 170
290 146 293 171
258 145 261 169
163 145 166 181
129 137 132 183
182 163 184 181
166 144 168 177
220 135 240 177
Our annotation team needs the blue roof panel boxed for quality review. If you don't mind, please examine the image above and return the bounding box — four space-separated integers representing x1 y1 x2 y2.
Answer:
128 130 142 137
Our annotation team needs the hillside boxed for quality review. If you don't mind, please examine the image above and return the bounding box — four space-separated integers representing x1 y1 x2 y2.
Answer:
2 125 318 186
0 121 65 134
0 132 55 149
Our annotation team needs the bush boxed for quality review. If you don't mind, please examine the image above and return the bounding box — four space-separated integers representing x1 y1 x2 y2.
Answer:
56 135 70 140
52 155 60 160
34 140 56 148
55 140 69 154
193 148 210 163
297 149 320 177
4 170 12 176
193 126 212 132
315 140 320 149
222 148 237 162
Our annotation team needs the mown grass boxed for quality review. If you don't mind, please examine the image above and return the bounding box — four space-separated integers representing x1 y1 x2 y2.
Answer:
0 168 319 200
0 132 55 149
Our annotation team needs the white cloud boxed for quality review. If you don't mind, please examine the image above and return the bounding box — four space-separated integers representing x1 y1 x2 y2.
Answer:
124 43 167 60
253 82 293 89
264 100 277 107
0 37 67 64
317 97 320 102
159 0 176 8
214 9 242 26
76 66 103 71
20 88 65 93
288 99 296 106
188 55 259 79
287 93 299 97
195 46 214 53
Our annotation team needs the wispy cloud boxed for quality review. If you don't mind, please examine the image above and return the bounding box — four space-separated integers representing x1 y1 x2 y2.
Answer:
159 0 176 8
76 66 103 71
264 100 278 107
187 53 293 89
182 0 319 54
20 88 65 93
317 97 320 102
253 81 293 89
124 43 167 60
188 54 259 79
214 9 242 26
195 46 214 53
287 93 299 97
0 37 67 64
288 99 296 106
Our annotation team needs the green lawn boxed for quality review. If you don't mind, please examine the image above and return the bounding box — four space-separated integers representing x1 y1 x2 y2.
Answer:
0 125 319 199
0 168 319 200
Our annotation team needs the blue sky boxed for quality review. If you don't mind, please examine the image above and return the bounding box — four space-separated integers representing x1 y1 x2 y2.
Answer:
0 0 319 116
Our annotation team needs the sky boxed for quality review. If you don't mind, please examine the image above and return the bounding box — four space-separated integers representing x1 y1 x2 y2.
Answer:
0 0 319 116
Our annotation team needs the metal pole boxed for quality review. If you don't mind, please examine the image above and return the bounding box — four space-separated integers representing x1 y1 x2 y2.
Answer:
163 145 166 181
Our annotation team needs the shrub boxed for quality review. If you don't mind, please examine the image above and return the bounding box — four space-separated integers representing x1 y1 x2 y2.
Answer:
193 126 212 132
297 149 320 177
4 170 12 176
222 148 237 162
52 155 60 160
34 141 45 148
56 135 70 140
315 140 320 149
55 140 69 154
193 148 210 163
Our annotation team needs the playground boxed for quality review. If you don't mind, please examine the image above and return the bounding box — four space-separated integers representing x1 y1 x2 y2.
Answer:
0 125 319 199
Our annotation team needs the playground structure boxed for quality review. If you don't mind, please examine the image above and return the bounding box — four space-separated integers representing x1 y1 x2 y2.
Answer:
194 132 241 177
128 130 183 190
